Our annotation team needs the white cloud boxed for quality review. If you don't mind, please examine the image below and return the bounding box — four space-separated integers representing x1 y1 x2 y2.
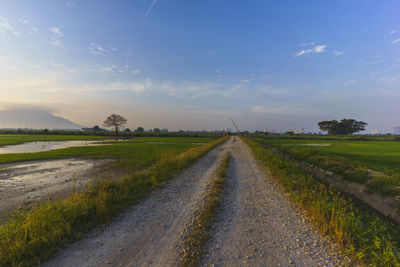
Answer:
88 43 117 55
390 30 397 35
89 43 105 55
50 27 64 37
0 16 18 36
18 19 29 25
391 38 400 44
314 45 326 53
333 50 344 56
131 69 142 74
50 38 64 48
300 42 315 46
294 44 326 57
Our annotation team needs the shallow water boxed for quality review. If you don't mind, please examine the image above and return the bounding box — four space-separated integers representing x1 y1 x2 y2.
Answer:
283 143 331 147
0 158 110 218
0 140 110 154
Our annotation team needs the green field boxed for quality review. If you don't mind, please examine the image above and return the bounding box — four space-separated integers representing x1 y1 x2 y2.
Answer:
252 136 400 195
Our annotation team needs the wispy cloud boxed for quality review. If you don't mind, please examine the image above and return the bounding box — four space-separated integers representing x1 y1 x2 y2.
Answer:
29 27 39 34
145 0 158 16
333 50 344 56
65 2 75 8
49 26 64 47
300 42 315 46
0 16 18 36
391 38 400 44
294 44 326 57
50 27 64 37
88 43 117 55
50 39 64 48
132 69 142 74
18 19 29 25
390 30 397 35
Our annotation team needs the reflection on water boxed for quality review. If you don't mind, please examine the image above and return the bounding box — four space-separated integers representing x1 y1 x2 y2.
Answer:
0 140 105 154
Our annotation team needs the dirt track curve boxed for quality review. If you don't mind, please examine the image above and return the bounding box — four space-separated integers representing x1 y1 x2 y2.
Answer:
44 137 347 267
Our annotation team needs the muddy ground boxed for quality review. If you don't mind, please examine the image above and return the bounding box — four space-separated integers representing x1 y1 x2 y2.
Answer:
0 158 110 219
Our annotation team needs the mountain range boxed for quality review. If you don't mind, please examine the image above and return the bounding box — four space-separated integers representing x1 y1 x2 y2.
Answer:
0 109 84 130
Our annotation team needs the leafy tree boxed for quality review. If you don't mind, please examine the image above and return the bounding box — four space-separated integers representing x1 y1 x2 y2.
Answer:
318 119 367 135
124 128 131 132
103 114 127 136
92 125 101 131
135 126 144 132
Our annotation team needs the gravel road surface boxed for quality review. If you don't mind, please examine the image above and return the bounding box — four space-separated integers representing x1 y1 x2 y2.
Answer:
44 137 347 267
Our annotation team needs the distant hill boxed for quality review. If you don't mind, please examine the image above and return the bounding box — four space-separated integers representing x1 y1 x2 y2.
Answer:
0 109 84 130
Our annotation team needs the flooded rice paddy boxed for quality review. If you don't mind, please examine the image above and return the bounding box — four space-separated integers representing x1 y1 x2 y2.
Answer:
0 158 110 218
0 140 107 154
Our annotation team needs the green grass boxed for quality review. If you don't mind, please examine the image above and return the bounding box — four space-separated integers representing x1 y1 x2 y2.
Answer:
252 136 400 196
244 138 400 266
0 134 108 147
0 136 228 266
180 153 230 267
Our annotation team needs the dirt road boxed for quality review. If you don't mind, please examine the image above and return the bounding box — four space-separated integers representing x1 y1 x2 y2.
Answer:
44 137 346 266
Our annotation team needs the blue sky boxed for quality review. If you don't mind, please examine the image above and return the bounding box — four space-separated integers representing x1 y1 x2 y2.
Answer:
0 0 399 132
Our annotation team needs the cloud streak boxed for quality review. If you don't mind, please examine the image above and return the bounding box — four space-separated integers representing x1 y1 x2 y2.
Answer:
145 0 158 16
294 44 326 57
391 38 400 44
88 43 117 55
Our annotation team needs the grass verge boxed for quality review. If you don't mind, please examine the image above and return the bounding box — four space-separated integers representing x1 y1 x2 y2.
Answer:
0 137 228 267
180 153 230 267
244 138 400 266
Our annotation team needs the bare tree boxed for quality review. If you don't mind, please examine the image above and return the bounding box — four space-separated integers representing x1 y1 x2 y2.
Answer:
103 114 127 136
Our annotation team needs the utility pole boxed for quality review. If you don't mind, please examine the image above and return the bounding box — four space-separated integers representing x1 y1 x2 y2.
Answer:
230 119 241 134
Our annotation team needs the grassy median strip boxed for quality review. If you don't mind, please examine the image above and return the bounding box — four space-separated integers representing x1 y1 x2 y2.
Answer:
0 137 228 267
180 153 230 267
244 138 400 266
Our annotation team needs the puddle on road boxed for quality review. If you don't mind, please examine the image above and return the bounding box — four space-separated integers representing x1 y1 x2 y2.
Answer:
0 158 111 218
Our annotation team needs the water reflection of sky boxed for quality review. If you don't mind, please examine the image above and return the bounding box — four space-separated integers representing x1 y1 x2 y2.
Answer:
0 140 103 154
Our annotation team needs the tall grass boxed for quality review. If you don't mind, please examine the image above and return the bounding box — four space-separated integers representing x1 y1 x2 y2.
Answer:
244 138 400 266
0 137 228 266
